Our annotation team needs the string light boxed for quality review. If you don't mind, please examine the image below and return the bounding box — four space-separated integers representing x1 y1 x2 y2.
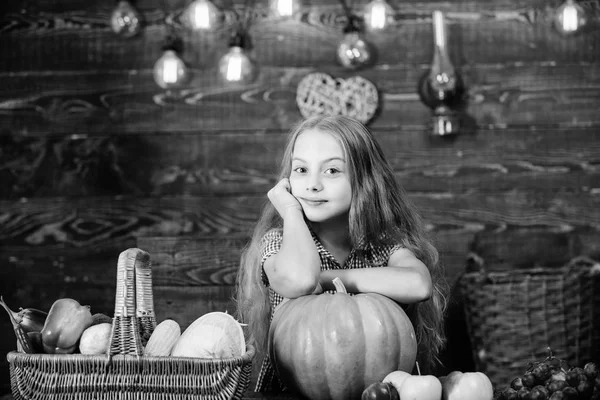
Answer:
153 35 189 91
269 0 301 17
182 0 221 31
110 0 143 37
336 8 375 70
554 0 588 36
363 0 394 30
218 0 258 84
218 32 258 84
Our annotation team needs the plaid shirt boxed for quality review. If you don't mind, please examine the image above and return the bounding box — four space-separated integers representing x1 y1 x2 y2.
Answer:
255 227 403 392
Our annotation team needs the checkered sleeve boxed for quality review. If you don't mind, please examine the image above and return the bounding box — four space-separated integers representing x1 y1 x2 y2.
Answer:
388 243 404 255
371 242 406 267
259 228 284 287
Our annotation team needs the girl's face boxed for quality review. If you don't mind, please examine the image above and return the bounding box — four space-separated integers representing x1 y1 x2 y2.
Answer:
289 128 352 224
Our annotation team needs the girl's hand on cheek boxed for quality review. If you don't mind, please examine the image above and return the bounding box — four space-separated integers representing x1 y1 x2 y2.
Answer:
268 178 303 218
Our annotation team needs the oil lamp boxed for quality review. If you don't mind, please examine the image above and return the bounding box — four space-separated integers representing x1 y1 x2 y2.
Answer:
417 11 464 136
110 0 143 38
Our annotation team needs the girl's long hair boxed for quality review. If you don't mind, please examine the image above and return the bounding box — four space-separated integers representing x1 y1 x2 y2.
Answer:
235 115 448 373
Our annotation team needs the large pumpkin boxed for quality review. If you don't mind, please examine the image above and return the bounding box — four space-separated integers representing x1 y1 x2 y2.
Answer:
268 278 417 400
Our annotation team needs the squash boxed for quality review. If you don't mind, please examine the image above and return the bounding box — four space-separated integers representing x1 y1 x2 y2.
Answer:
79 323 112 355
170 312 245 358
143 319 181 356
268 278 417 400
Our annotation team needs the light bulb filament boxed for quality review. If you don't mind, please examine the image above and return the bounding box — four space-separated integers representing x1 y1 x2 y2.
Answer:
193 2 211 29
163 58 179 84
562 5 579 32
369 3 387 29
226 55 243 82
274 0 294 17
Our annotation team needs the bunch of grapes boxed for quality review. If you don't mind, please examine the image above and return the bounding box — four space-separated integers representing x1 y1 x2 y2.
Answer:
494 348 600 400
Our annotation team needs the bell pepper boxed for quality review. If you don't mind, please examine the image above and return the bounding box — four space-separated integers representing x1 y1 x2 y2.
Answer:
41 298 93 354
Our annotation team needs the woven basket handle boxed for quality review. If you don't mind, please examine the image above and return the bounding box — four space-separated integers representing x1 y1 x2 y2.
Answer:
465 251 486 274
108 248 157 358
565 255 600 275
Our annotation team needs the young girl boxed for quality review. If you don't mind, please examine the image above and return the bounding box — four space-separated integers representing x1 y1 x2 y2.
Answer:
235 115 448 392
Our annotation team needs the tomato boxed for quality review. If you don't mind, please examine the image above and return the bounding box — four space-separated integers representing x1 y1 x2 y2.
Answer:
442 371 494 400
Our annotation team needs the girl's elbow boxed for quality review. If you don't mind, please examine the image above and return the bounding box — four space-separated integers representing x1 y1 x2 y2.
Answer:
419 282 433 302
279 274 318 299
417 274 433 302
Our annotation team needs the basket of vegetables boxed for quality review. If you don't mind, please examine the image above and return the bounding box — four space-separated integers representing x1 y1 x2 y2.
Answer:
3 248 254 400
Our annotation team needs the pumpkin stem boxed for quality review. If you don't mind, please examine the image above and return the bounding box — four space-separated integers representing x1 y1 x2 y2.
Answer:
416 361 421 376
332 277 347 294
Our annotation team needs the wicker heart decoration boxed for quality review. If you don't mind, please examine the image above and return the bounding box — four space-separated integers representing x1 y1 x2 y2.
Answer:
296 72 379 124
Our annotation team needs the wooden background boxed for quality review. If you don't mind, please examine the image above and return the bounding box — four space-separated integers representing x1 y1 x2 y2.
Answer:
1 0 600 393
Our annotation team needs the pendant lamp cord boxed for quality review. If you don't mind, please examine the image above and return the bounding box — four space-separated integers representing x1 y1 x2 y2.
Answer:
241 0 255 34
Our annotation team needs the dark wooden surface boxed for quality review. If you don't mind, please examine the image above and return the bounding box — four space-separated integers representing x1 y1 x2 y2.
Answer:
1 0 600 395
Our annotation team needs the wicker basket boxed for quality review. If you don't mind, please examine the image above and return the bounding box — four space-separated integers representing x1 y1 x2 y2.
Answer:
459 254 600 387
7 248 254 400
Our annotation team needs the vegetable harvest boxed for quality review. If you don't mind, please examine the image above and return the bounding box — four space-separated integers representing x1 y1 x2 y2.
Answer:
0 296 47 333
41 298 94 354
1 297 34 354
269 277 417 400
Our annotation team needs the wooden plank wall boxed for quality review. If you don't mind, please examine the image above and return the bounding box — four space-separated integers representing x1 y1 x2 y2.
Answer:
1 0 600 392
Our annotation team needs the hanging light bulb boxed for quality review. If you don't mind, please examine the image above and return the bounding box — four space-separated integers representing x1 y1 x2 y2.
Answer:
153 37 189 91
336 15 375 70
183 0 221 31
269 0 301 17
153 50 189 90
554 0 588 36
110 0 143 38
363 0 394 30
218 31 258 85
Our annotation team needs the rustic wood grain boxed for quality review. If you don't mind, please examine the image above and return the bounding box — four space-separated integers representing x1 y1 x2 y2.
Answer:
0 228 478 305
1 1 599 72
2 193 600 254
1 0 563 13
153 285 236 328
466 226 584 269
2 63 600 137
137 236 249 286
2 124 599 198
1 0 600 394
0 227 484 328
